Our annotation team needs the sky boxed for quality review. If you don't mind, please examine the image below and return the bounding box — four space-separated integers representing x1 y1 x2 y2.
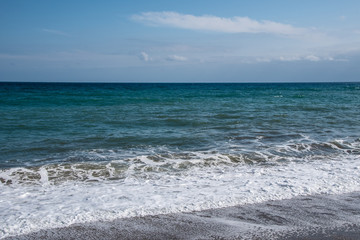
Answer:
1 0 360 82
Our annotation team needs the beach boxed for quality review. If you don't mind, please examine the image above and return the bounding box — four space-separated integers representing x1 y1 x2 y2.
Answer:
6 191 360 240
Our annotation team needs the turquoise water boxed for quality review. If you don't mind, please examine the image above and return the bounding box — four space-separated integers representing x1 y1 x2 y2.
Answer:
1 82 359 169
1 82 360 237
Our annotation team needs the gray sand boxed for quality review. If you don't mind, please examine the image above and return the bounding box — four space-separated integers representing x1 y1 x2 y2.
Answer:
6 192 360 240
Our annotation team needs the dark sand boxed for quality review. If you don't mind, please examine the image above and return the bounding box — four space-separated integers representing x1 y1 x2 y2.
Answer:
5 192 360 240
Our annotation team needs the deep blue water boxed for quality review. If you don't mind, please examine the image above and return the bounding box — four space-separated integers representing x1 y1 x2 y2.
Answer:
0 82 359 170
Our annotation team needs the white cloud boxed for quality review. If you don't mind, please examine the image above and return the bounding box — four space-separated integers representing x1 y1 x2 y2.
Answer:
132 11 306 35
277 55 330 62
166 55 187 61
278 56 301 62
139 51 151 62
42 28 69 36
304 55 321 62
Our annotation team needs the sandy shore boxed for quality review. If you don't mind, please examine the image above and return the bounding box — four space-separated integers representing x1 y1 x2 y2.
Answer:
6 192 360 240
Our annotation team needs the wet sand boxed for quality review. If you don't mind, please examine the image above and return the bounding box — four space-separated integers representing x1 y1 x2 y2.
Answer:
6 192 360 240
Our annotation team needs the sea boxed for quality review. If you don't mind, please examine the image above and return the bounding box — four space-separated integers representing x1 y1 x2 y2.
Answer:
0 82 360 238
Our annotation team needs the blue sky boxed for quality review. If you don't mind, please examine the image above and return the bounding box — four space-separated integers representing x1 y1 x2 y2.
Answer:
1 0 360 82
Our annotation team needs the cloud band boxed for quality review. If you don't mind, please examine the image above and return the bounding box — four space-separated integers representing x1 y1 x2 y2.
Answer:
132 11 305 35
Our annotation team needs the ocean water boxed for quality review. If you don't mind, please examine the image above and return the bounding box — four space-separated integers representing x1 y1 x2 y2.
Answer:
0 82 360 238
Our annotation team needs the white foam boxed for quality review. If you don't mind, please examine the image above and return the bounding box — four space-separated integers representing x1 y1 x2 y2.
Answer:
39 167 49 186
1 154 360 238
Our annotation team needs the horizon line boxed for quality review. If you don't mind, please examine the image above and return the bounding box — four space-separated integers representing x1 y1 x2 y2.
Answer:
0 81 359 84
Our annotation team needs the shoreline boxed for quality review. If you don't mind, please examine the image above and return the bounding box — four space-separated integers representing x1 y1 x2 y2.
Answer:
6 191 360 240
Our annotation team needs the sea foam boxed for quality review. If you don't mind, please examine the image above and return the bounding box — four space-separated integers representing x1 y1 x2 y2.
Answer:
0 150 359 238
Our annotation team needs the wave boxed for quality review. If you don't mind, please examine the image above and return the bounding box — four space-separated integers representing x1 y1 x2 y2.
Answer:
0 138 359 238
1 138 359 186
